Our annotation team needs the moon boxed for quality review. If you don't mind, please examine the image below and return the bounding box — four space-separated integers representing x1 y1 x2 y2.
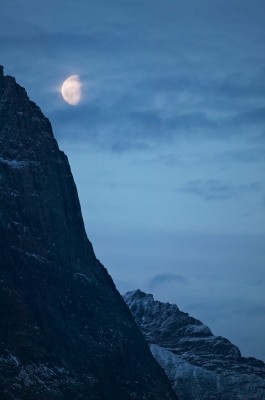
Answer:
61 75 81 105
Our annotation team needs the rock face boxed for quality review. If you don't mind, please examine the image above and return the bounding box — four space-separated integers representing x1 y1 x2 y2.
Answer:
124 289 265 400
0 67 177 400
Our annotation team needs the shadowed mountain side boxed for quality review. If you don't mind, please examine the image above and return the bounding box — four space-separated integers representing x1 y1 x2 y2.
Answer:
0 66 177 400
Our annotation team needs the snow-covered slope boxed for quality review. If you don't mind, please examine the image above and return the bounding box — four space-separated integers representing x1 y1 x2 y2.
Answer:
124 289 265 400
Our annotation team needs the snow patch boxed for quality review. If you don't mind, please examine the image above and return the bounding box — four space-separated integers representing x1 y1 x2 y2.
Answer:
0 157 39 169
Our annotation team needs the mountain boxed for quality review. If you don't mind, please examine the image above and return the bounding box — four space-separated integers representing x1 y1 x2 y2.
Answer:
0 66 177 400
124 289 265 400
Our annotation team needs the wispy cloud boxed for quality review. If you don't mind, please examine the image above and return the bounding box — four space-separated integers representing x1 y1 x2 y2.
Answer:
177 180 261 201
2 1 265 153
217 148 265 164
149 273 188 289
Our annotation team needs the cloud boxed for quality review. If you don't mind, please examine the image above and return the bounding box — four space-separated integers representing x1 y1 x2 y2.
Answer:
177 180 261 201
149 273 188 289
230 107 265 127
46 67 265 152
48 99 219 152
213 67 265 101
2 0 265 154
245 304 265 317
217 148 265 164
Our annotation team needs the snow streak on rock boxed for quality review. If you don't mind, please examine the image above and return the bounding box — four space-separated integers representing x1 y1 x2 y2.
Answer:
124 289 265 400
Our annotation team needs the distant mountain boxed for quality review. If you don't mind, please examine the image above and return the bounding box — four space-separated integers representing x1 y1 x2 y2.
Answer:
0 66 177 400
124 289 265 400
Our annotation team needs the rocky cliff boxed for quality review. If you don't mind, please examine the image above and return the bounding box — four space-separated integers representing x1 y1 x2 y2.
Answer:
124 289 265 400
0 66 177 400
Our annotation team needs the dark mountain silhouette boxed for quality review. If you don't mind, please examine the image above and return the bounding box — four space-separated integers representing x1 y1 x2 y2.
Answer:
0 66 177 400
124 289 265 400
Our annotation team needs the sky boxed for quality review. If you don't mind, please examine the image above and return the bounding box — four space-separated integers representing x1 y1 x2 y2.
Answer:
1 0 265 361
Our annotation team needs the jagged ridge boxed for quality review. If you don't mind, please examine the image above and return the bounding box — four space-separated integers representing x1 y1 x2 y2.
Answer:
124 289 265 400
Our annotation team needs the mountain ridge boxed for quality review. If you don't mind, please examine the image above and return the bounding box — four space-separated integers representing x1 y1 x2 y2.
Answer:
0 66 177 400
124 289 265 400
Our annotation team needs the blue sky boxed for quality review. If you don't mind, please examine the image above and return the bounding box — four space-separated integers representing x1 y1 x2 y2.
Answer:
1 0 265 361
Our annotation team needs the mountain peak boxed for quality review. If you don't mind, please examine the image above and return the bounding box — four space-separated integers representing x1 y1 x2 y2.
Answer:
124 290 265 400
0 69 55 163
0 69 177 400
124 288 154 301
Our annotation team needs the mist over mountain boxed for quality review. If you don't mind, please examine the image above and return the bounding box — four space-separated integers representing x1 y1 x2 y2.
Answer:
0 66 177 400
124 289 265 400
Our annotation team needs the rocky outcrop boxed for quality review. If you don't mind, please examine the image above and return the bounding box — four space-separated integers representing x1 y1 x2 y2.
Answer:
0 66 177 400
124 289 265 400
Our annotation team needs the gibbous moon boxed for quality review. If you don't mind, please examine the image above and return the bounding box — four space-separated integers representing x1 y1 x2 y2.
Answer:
61 75 81 105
